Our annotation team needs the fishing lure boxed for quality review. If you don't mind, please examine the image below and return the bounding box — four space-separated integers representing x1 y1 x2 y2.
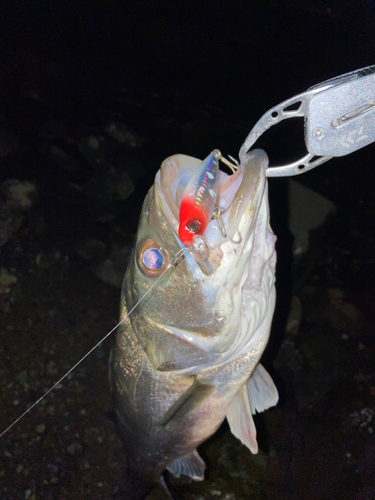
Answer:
178 150 220 246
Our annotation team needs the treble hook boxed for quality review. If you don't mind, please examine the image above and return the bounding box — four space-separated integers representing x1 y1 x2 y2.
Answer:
204 207 242 250
213 149 239 173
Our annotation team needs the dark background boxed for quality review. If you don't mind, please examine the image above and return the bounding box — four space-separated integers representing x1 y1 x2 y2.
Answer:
0 1 375 499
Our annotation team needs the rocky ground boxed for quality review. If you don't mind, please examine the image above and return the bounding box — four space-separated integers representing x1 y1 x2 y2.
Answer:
1 82 374 500
1 2 375 499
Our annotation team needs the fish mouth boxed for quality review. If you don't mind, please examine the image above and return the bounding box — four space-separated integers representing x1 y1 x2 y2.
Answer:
156 149 268 271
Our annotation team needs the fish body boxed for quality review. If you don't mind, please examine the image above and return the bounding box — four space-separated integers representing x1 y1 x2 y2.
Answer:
110 149 278 497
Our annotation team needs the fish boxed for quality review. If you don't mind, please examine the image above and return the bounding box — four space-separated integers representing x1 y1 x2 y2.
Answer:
109 148 279 498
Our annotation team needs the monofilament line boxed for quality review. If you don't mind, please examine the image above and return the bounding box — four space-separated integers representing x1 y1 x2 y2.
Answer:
0 248 186 438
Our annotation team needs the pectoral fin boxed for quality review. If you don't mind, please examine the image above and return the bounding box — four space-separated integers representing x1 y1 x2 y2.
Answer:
158 377 214 428
167 449 206 481
226 363 278 454
246 363 279 413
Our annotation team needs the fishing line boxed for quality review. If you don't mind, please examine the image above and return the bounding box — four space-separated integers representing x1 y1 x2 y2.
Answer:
0 247 187 438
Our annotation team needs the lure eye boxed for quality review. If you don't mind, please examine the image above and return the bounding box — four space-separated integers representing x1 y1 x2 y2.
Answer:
186 220 201 234
137 239 169 278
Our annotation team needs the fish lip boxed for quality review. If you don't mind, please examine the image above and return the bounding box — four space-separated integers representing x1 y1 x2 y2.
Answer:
223 149 268 241
155 149 268 254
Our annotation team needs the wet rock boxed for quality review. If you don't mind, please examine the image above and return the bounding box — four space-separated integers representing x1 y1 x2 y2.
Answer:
112 151 147 183
345 408 374 433
66 442 83 456
94 245 131 287
78 135 108 168
0 202 24 246
16 370 28 385
0 268 17 286
35 251 61 268
288 180 336 255
285 295 302 336
274 337 304 375
0 180 37 246
77 135 136 200
328 288 361 324
104 121 144 148
299 333 348 372
106 170 134 200
2 180 37 209
0 268 17 294
83 168 135 201
36 424 46 434
46 361 58 375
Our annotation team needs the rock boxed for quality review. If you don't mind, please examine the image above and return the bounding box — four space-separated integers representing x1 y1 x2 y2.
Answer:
288 180 336 255
16 370 27 385
274 337 303 375
0 202 24 246
106 171 134 201
67 442 83 456
0 180 37 246
94 245 131 287
285 296 302 336
104 121 144 148
0 269 17 293
0 268 17 286
346 408 374 432
78 135 107 168
328 288 361 323
0 180 38 247
83 168 134 201
2 180 37 209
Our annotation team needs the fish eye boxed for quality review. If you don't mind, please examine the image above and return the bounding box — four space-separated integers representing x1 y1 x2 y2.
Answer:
136 239 169 278
143 248 163 270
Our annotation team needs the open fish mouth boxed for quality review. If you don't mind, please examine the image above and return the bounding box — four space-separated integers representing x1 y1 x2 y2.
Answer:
155 149 269 271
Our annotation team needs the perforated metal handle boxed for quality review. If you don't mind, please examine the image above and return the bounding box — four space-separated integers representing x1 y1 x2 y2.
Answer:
239 65 375 177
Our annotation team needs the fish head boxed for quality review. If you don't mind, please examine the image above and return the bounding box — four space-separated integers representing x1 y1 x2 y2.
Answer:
122 149 276 371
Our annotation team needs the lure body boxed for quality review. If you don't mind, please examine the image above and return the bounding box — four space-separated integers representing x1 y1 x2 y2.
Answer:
178 151 219 246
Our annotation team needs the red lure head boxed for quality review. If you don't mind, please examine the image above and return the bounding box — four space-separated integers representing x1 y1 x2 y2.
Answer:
178 151 219 247
178 198 209 246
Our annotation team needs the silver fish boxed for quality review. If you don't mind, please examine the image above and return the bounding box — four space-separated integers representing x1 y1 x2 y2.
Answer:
109 149 278 498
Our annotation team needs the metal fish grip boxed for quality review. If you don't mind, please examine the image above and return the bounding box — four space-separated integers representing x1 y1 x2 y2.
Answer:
239 65 375 177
